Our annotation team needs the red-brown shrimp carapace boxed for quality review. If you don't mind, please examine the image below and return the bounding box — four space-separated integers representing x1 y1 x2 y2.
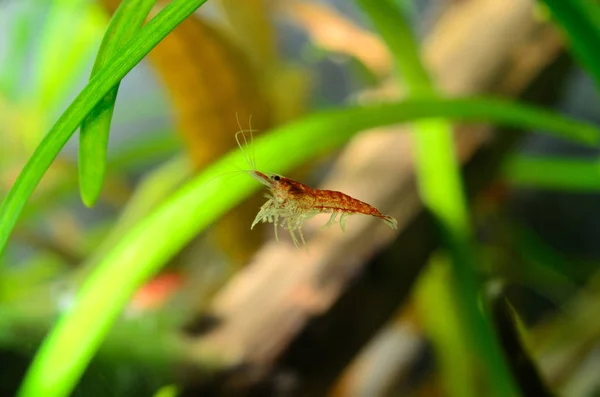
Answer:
235 123 398 247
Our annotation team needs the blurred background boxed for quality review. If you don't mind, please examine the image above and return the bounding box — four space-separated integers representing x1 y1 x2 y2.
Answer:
2 0 600 396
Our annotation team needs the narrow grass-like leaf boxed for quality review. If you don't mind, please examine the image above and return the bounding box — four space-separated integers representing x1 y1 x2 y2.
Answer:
79 0 156 207
16 99 600 397
415 256 478 397
541 0 600 90
503 154 600 191
0 0 210 260
358 0 520 396
17 132 177 226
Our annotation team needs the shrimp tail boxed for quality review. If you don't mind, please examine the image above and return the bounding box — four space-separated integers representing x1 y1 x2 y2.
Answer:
378 214 398 229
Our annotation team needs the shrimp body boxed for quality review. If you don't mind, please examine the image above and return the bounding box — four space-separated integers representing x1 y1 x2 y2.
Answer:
234 123 397 247
249 171 398 246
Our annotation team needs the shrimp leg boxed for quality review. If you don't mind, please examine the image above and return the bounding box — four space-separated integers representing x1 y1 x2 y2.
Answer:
339 213 348 232
323 212 338 229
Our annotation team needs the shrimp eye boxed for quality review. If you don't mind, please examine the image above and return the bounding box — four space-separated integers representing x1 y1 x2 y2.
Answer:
273 175 281 181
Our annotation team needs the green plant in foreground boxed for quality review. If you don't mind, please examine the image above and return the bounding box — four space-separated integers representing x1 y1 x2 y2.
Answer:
510 0 600 193
79 0 157 208
541 0 600 90
4 1 600 396
13 97 600 397
0 0 210 260
358 0 519 395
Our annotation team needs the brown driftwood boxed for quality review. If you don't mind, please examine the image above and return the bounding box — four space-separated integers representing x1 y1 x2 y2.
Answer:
181 0 566 394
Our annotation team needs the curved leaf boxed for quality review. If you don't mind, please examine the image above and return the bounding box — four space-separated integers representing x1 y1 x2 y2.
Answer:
0 0 209 260
17 96 600 397
358 1 519 396
542 0 600 90
79 0 156 207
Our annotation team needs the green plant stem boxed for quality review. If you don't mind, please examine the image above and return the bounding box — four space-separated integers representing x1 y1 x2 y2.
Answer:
358 1 519 396
415 255 477 397
79 0 156 207
15 99 597 397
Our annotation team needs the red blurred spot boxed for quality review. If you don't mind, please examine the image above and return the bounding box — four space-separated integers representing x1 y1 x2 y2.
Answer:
130 272 184 311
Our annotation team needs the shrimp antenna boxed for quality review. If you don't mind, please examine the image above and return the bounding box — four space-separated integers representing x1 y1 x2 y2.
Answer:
249 114 257 171
235 112 257 171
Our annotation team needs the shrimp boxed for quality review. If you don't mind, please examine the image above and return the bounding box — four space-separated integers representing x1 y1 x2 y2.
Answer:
235 120 398 247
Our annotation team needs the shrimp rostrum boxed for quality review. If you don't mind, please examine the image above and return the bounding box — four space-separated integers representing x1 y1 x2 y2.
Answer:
235 128 398 247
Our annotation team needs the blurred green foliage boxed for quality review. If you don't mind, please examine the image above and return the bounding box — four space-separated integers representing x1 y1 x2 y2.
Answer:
1 0 600 396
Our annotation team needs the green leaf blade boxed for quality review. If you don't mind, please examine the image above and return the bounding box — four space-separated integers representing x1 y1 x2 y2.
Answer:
0 0 209 261
542 0 600 90
357 1 521 396
79 0 156 207
504 154 600 191
16 98 600 397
